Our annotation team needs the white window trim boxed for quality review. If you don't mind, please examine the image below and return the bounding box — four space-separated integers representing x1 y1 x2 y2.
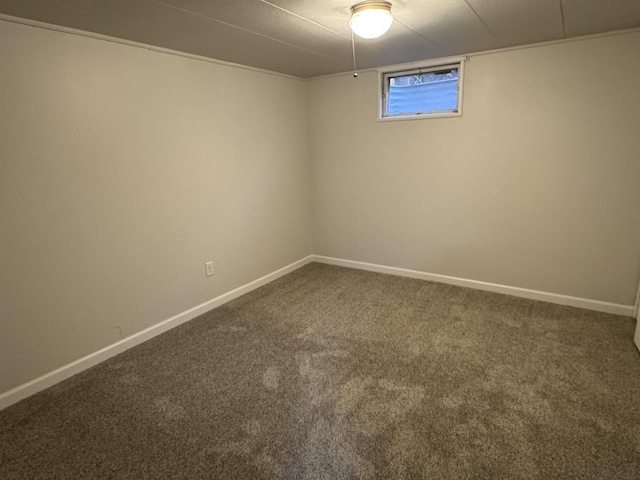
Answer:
377 56 466 121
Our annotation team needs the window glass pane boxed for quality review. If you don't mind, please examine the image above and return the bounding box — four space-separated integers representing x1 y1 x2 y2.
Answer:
386 68 459 116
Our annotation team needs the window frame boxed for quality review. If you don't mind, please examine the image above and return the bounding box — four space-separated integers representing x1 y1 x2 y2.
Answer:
378 56 466 121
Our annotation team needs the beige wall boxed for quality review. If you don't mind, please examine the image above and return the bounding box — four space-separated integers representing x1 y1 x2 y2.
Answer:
308 32 640 306
0 20 312 393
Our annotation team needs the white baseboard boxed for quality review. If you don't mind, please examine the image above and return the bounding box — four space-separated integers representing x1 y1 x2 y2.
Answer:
634 278 640 320
0 255 314 411
1 253 632 411
311 255 635 317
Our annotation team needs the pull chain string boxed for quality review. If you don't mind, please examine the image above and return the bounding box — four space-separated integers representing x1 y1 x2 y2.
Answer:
351 30 358 77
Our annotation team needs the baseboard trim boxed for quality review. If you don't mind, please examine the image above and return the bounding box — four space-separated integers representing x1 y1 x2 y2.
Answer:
2 253 631 410
0 255 314 411
634 279 640 320
311 255 635 317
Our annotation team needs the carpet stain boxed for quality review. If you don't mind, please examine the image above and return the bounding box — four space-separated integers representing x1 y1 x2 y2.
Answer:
335 377 425 437
594 416 615 433
441 394 464 409
254 448 282 477
335 377 371 416
449 304 467 319
454 416 488 440
223 439 251 456
214 324 247 333
263 366 280 390
118 373 140 385
303 416 374 479
215 420 264 458
387 428 417 479
296 350 348 407
154 396 186 420
431 330 478 354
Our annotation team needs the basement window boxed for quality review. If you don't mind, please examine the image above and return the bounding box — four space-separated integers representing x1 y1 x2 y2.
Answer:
380 60 464 120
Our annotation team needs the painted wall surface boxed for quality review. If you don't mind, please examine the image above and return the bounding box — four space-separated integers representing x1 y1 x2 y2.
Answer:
308 32 640 306
0 20 312 393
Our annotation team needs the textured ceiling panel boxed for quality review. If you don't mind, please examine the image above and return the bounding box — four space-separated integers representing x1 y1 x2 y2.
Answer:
0 0 638 78
267 0 356 37
561 0 640 37
351 22 447 71
0 0 96 31
466 0 565 46
148 9 339 77
394 0 502 56
156 0 350 57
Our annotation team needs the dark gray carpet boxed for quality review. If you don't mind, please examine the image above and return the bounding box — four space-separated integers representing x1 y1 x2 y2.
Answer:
1 262 639 479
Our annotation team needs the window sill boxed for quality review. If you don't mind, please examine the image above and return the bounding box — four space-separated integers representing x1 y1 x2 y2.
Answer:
377 110 462 122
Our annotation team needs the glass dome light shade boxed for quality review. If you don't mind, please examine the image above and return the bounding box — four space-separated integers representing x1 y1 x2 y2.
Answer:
350 1 394 39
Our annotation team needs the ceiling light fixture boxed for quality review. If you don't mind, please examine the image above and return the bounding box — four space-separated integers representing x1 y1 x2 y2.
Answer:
349 1 394 39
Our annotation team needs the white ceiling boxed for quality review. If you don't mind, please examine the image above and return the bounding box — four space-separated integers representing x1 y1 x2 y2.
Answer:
1 0 639 78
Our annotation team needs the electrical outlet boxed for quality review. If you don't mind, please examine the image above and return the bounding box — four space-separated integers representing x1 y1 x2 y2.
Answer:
205 261 214 277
